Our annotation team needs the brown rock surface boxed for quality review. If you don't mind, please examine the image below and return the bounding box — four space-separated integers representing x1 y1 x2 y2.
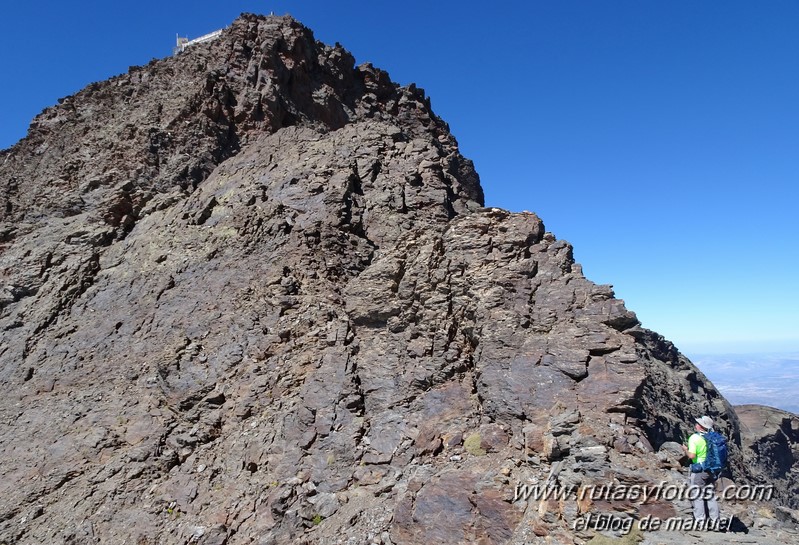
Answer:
0 12 795 545
736 404 799 508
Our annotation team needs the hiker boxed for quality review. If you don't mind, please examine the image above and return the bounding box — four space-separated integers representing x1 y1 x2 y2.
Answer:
681 415 720 525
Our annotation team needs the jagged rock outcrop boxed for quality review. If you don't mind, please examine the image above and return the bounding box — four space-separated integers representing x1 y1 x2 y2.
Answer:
1 13 794 545
736 404 799 509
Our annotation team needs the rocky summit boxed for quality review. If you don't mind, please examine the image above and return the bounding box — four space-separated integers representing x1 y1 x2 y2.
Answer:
0 13 797 545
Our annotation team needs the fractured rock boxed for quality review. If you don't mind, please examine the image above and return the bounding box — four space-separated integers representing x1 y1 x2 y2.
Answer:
0 11 786 545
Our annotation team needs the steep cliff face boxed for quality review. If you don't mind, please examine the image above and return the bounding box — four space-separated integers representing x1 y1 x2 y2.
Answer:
0 13 787 545
736 405 799 509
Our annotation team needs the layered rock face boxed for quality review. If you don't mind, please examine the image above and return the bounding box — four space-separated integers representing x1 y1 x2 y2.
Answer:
736 405 799 509
0 13 788 545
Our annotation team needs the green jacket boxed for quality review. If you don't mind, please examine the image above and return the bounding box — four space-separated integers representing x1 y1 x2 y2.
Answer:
688 432 708 464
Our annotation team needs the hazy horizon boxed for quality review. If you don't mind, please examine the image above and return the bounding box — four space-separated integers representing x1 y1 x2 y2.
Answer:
688 352 799 415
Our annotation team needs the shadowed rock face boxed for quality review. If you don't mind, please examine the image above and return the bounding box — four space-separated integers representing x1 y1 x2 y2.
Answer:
0 13 784 545
736 404 799 508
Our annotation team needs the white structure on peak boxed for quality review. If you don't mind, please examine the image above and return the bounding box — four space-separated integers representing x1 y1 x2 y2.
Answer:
174 29 224 55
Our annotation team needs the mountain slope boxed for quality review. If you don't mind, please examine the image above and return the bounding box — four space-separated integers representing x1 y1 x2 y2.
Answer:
0 13 788 545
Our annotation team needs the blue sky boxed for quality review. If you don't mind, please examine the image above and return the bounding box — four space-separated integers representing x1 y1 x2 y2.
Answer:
1 1 797 356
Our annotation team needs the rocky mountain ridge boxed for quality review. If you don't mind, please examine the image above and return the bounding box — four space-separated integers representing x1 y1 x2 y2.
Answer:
1 13 796 545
